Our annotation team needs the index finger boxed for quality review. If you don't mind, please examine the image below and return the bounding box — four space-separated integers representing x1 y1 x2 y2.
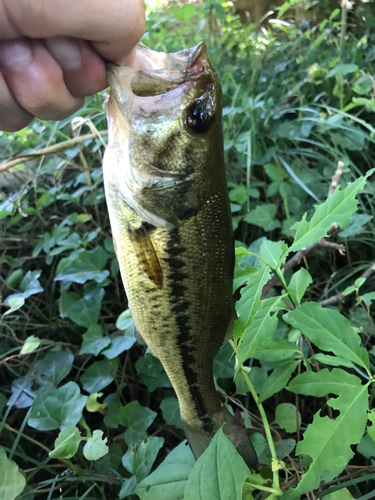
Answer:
0 0 145 64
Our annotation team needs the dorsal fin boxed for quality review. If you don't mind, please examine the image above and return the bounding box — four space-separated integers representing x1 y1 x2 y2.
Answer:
128 225 163 289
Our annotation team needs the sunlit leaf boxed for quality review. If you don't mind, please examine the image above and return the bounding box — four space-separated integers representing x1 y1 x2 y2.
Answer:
49 426 81 459
0 447 26 500
275 403 301 433
83 430 108 461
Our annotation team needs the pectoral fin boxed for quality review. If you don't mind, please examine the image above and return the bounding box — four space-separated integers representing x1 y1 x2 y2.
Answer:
128 226 163 289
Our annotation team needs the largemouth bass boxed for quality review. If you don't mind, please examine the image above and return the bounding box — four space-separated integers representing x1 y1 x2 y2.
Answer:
103 42 258 471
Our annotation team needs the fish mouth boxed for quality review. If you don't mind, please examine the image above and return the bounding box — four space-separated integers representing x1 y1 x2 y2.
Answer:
106 42 208 101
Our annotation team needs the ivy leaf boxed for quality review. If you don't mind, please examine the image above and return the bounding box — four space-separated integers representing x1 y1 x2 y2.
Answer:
102 334 136 359
28 382 87 430
285 369 368 498
135 354 171 392
238 297 281 365
243 203 281 232
49 426 82 459
284 302 369 371
338 213 372 238
83 430 108 461
275 403 301 433
184 428 250 500
80 358 119 393
20 335 41 355
61 282 105 327
123 437 164 484
288 268 312 305
160 397 182 428
234 266 271 342
55 246 109 284
116 309 134 332
361 292 375 308
259 359 299 403
136 441 195 500
289 170 373 253
2 297 25 316
86 392 106 412
5 270 44 302
79 324 111 356
0 447 26 500
118 401 157 445
34 348 74 385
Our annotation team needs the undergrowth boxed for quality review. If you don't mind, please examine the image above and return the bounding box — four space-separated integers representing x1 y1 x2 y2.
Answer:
1 1 375 499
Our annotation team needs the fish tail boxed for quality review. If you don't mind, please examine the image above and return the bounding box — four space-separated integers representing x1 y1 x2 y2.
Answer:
182 406 258 471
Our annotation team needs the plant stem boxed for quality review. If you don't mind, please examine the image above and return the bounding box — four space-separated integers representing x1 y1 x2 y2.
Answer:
239 368 282 495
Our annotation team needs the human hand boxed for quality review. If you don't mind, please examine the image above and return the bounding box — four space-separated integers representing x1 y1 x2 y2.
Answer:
0 0 145 131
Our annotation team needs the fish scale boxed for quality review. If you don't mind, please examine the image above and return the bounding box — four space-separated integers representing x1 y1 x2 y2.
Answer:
103 42 258 470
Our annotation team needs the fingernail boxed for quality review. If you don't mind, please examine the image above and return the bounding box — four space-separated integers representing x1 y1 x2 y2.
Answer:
0 40 33 69
45 38 82 70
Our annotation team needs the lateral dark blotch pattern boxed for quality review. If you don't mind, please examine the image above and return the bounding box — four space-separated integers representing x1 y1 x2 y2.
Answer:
166 228 208 419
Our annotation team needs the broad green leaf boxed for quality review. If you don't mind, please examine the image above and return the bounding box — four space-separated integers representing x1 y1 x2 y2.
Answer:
238 297 281 365
116 309 134 332
324 488 354 500
288 268 312 305
254 338 299 365
338 213 372 238
184 428 250 500
20 335 41 354
160 397 182 427
3 297 24 316
0 447 26 500
5 270 44 302
86 392 106 412
285 369 368 498
136 354 172 392
275 403 301 433
55 246 109 284
358 433 375 459
284 302 369 370
289 171 373 253
83 430 108 460
176 3 195 21
81 358 119 393
361 292 375 308
259 239 288 269
118 401 157 445
136 441 195 500
102 334 136 359
264 163 288 182
28 382 87 430
120 476 137 499
234 265 271 342
243 203 281 232
6 269 23 288
229 185 247 205
213 342 235 379
61 282 105 327
353 75 373 95
123 437 164 484
312 353 354 368
104 399 122 429
33 348 74 385
259 359 299 403
79 324 111 356
49 426 81 459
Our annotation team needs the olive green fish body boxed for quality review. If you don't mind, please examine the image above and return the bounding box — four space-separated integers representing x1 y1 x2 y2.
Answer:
103 43 257 470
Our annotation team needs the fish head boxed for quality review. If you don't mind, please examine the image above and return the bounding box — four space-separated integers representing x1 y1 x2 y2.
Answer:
104 42 224 228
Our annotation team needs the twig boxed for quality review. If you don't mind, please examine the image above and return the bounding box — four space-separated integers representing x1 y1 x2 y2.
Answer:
0 130 108 174
328 161 345 197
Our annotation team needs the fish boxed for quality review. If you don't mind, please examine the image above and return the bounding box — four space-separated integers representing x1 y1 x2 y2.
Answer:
103 42 258 471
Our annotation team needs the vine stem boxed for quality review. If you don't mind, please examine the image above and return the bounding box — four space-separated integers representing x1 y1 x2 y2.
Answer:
239 366 282 495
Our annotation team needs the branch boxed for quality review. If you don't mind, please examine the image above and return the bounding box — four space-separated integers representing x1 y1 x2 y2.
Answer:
0 130 108 174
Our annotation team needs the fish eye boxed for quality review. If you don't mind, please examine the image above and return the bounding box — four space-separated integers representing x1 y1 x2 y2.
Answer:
186 101 214 133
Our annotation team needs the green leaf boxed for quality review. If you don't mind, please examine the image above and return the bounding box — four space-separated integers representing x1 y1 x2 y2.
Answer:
28 382 88 430
284 302 369 371
12 270 44 300
243 203 281 232
81 358 119 393
259 359 299 403
160 397 182 427
102 334 136 359
6 269 23 288
234 265 271 342
184 428 250 500
83 430 108 461
49 426 82 459
176 3 195 21
116 309 134 332
20 335 41 355
0 447 26 500
289 171 373 253
213 342 235 379
288 268 312 305
285 369 368 498
254 338 299 364
136 354 172 392
338 213 372 238
33 348 74 385
259 239 288 269
61 283 105 327
275 403 301 433
229 185 247 205
55 246 109 284
312 353 354 368
264 163 288 182
123 436 164 484
2 297 25 316
136 441 195 500
79 324 111 356
118 401 157 445
86 392 106 412
361 292 375 308
334 63 359 76
238 297 281 365
353 75 373 95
